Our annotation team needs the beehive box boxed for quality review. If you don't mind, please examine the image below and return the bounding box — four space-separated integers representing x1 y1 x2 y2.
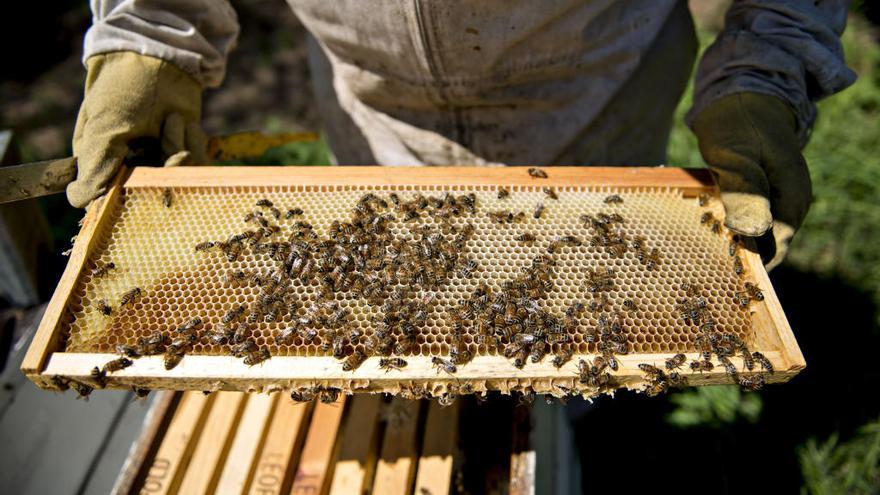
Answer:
22 166 804 398
112 391 533 495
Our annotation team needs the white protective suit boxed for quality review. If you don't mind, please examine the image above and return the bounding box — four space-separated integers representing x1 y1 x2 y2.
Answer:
83 0 855 166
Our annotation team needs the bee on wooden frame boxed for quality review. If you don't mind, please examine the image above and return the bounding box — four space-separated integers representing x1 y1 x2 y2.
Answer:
243 348 271 366
527 167 548 179
379 357 407 372
432 357 457 375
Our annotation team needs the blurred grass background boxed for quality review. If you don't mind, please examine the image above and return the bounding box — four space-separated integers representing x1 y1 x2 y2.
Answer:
1 1 878 493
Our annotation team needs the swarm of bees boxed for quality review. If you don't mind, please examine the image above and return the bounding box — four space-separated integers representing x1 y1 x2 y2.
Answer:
69 183 777 402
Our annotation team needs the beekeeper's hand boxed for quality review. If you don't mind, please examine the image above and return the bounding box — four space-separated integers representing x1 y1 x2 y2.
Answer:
67 51 206 208
692 93 811 270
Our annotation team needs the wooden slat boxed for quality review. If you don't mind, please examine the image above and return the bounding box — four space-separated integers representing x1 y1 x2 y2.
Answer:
177 392 247 495
111 392 179 495
215 394 278 495
414 401 460 495
139 392 214 495
20 169 129 378
289 397 348 495
123 166 715 194
328 395 384 495
371 398 423 495
248 400 314 495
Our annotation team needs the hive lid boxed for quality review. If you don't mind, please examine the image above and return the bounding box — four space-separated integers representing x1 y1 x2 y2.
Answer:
22 166 804 399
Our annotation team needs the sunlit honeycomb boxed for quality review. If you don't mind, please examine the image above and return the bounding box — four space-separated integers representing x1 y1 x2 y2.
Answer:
62 184 754 361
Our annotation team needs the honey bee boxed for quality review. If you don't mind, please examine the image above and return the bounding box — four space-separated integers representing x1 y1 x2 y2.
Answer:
752 351 773 374
222 305 246 323
96 299 112 316
116 344 141 358
689 359 714 373
103 357 133 373
379 357 407 372
744 282 764 301
734 291 751 308
718 356 738 380
91 366 107 388
711 220 722 234
342 350 367 371
527 167 548 179
320 388 341 404
637 247 661 271
603 194 623 204
120 287 142 307
741 349 755 371
622 299 638 313
49 375 70 391
290 388 317 402
733 255 744 275
231 339 257 357
665 353 686 371
195 241 217 252
162 188 173 208
698 193 710 206
497 188 510 199
638 363 665 378
729 235 741 257
542 187 558 200
243 348 271 366
700 212 714 224
269 207 281 219
71 381 94 400
132 386 151 399
457 257 478 278
176 317 202 334
91 262 116 278
432 357 457 375
738 373 765 391
516 232 536 244
256 198 274 208
138 332 169 355
285 207 304 218
533 202 545 220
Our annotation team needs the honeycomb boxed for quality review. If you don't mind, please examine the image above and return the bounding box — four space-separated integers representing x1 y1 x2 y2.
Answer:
62 184 753 364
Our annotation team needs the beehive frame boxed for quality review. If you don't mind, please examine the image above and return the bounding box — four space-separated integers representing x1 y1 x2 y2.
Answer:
22 166 804 397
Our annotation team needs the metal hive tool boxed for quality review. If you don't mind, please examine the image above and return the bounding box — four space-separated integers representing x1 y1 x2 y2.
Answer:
22 166 804 400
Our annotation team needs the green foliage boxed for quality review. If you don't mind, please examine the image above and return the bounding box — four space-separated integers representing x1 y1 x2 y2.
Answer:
799 417 880 495
218 136 332 167
787 19 880 324
666 385 762 428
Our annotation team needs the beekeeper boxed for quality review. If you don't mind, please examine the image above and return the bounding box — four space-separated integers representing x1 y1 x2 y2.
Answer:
67 0 856 268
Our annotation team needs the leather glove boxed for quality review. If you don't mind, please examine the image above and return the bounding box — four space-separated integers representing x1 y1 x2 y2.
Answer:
67 51 207 208
692 93 811 270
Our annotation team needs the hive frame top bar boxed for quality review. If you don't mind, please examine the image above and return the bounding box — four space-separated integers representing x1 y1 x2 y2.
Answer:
123 165 715 194
22 165 803 397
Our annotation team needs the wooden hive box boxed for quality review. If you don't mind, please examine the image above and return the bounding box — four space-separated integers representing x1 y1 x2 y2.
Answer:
22 166 804 399
112 391 535 495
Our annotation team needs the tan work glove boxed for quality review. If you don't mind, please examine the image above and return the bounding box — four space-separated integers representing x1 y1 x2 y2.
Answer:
693 93 811 270
67 51 207 208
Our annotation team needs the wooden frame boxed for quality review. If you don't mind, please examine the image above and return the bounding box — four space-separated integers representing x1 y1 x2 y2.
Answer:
22 166 804 396
113 392 522 495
